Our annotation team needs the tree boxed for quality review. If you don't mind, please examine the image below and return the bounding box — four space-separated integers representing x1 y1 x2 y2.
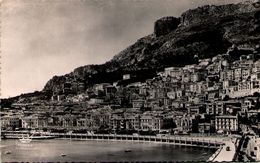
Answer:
253 92 260 97
223 95 230 101
162 119 177 129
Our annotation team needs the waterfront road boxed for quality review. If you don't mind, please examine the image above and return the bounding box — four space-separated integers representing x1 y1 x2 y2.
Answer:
211 138 237 162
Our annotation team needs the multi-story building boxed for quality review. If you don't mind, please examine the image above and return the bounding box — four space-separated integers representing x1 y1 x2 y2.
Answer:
180 115 191 133
132 100 145 109
198 123 211 133
182 71 191 83
242 68 252 80
164 67 183 79
220 68 234 81
140 115 163 131
88 98 104 105
187 104 206 115
215 115 238 133
253 61 260 73
234 67 242 81
21 115 48 129
1 116 21 129
189 81 207 94
207 101 240 116
93 83 111 94
77 118 87 129
215 102 226 115
62 115 77 129
176 90 185 99
91 113 110 129
125 114 140 130
206 102 215 115
206 101 226 115
105 85 117 95
110 114 124 130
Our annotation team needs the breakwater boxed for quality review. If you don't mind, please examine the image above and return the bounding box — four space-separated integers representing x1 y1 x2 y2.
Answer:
1 131 223 149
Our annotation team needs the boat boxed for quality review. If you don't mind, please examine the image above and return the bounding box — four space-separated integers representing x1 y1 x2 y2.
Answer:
19 134 32 144
19 132 56 142
5 151 11 154
29 133 56 139
124 149 132 153
61 153 66 157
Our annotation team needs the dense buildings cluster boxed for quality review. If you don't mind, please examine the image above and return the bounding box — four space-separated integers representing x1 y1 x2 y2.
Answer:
1 46 260 135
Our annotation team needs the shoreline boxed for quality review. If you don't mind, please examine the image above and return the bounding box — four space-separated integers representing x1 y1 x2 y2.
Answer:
1 132 224 148
1 132 225 149
2 132 238 161
1 136 221 149
1 138 216 162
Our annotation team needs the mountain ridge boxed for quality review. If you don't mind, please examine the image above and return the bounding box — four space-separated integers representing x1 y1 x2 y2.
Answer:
31 2 260 96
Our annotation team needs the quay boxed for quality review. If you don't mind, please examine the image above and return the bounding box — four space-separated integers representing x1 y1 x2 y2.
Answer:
1 131 224 148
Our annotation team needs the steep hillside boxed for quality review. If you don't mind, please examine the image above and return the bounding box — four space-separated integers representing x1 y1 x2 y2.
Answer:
43 2 260 94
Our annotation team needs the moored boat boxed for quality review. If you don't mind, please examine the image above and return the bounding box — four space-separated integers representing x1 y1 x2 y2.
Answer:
61 153 67 157
5 151 11 154
19 134 32 143
19 132 56 143
124 149 132 152
29 134 56 139
19 138 32 143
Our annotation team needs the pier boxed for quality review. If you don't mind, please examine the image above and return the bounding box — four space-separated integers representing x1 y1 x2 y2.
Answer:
1 131 224 149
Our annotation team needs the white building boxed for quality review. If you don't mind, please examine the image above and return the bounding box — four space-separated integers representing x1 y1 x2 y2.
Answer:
140 115 163 131
1 116 21 129
21 115 47 129
215 115 238 133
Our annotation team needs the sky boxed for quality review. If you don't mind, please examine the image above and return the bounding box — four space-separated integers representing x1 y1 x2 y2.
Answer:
1 0 243 98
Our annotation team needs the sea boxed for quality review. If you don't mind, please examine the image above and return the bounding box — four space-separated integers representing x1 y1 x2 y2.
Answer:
1 139 216 162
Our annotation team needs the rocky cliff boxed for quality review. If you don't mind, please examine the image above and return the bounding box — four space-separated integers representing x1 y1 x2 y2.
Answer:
43 2 260 95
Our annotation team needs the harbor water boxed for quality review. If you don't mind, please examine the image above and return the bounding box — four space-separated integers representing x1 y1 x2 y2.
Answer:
1 139 215 162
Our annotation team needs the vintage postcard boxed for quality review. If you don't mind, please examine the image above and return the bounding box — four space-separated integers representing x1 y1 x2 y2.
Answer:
1 0 260 162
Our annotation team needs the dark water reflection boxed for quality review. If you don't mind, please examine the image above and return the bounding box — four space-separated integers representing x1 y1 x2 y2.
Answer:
1 139 215 162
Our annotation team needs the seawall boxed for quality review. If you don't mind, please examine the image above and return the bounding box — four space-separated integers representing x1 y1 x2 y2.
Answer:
1 131 224 149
